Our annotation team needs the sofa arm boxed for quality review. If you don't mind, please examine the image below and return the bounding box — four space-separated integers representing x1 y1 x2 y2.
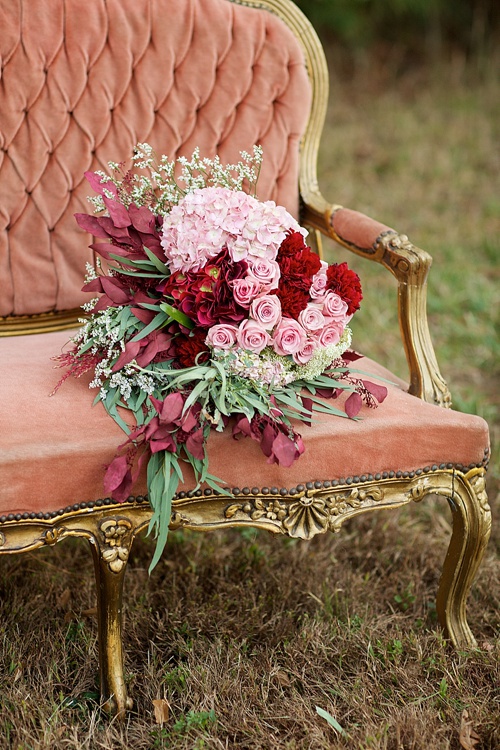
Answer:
301 200 452 408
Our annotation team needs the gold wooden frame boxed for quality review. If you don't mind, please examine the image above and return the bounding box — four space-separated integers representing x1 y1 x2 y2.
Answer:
0 0 491 719
0 464 492 716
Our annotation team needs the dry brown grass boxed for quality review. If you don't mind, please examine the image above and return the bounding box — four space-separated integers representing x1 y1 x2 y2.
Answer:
1 60 499 749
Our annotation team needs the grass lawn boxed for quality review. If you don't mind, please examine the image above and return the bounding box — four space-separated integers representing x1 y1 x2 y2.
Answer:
0 60 498 749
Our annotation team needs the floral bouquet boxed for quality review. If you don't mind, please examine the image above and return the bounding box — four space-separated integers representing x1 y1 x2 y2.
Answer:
56 145 387 569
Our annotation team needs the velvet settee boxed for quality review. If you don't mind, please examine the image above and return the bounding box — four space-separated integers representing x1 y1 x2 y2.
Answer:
0 0 491 717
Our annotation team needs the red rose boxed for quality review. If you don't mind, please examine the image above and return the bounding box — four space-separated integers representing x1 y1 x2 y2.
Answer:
326 262 363 315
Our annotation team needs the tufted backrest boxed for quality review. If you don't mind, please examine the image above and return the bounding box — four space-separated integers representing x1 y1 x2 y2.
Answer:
0 0 313 318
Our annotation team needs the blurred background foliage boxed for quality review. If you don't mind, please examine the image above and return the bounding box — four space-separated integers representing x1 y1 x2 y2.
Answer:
296 0 500 72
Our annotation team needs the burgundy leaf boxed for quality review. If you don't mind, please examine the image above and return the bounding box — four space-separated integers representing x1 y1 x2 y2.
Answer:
186 428 205 460
135 338 160 368
82 277 104 293
260 423 277 458
342 350 363 363
300 396 314 425
158 391 185 424
139 232 164 257
233 416 252 439
362 380 389 404
103 455 130 494
100 276 132 305
181 408 200 434
131 307 156 325
111 339 142 372
96 217 131 243
129 203 156 233
84 170 118 197
74 213 110 238
103 196 132 229
315 387 336 399
345 391 362 418
270 431 301 467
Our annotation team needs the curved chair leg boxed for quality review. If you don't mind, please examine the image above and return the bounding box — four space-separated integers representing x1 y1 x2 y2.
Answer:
89 516 136 718
436 469 492 649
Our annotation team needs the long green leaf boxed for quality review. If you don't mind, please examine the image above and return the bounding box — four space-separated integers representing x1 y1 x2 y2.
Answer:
108 253 159 270
315 706 347 736
144 246 169 274
106 264 164 279
159 302 195 329
130 311 169 342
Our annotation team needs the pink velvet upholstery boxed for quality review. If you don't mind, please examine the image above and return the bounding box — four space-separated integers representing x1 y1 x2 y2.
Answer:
0 0 311 316
331 208 394 252
0 330 489 518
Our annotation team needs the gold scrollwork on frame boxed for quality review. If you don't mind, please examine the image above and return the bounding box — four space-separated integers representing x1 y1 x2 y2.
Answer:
45 527 66 545
468 471 491 516
0 531 5 547
225 485 386 539
99 518 133 573
169 511 191 530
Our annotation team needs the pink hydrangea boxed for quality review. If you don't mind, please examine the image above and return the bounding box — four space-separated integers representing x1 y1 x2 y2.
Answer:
160 187 304 273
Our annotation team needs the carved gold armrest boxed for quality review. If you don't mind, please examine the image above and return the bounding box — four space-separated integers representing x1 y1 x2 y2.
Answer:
301 198 452 407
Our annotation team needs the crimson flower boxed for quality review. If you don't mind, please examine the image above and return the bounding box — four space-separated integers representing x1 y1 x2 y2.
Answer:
326 262 363 315
174 329 210 368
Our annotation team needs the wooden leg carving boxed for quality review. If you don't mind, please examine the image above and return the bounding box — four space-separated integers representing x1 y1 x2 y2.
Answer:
436 469 492 648
89 516 135 718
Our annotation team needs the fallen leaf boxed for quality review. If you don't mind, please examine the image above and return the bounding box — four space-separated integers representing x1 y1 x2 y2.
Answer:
480 641 494 652
12 665 23 683
153 698 170 725
274 670 291 687
459 709 480 750
82 607 98 617
57 588 71 609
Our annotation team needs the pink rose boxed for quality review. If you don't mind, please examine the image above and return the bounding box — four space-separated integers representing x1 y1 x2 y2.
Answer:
322 291 349 323
316 320 344 347
309 269 328 301
292 339 317 365
231 278 261 308
237 319 270 354
205 324 239 350
272 318 307 356
246 258 281 291
250 295 282 330
298 303 325 332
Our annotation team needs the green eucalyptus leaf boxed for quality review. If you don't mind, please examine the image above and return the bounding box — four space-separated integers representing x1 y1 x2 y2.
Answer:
159 302 195 329
144 246 169 274
130 311 169 342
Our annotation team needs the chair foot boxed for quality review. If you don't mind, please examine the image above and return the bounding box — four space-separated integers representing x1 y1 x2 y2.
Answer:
436 469 491 649
89 515 136 718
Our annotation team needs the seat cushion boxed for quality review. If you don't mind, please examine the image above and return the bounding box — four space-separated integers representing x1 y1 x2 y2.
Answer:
0 330 490 516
